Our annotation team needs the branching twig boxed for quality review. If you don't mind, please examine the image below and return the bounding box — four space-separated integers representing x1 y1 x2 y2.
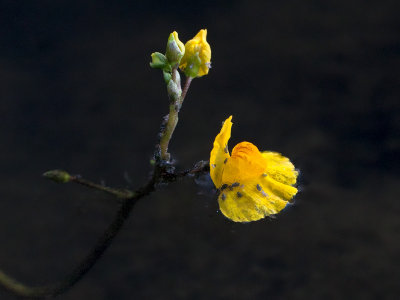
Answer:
0 161 209 298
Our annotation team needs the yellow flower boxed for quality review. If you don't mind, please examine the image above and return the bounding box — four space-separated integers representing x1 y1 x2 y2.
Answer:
210 116 298 222
179 29 211 78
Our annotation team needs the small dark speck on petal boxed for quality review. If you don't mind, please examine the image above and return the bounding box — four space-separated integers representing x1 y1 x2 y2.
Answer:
221 193 226 200
256 184 262 191
237 192 243 198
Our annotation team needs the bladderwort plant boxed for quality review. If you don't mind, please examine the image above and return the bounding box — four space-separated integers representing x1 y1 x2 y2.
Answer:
0 29 298 298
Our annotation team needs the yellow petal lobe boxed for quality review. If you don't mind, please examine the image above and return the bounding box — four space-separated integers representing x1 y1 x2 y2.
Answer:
210 116 232 188
262 152 298 185
218 184 265 222
218 177 288 222
218 171 297 223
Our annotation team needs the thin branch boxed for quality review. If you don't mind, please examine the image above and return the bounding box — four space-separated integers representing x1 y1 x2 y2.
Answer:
180 76 192 104
71 176 135 199
42 170 135 199
0 173 157 299
159 102 179 161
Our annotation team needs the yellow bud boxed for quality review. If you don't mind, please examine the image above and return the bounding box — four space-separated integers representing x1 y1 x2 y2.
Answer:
166 31 185 66
179 29 211 78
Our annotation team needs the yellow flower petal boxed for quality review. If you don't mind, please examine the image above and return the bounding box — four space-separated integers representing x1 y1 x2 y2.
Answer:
218 177 288 222
210 116 299 223
210 116 232 188
218 184 265 222
261 174 298 202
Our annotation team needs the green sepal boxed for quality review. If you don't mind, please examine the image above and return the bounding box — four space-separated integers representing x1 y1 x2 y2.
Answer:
182 52 201 78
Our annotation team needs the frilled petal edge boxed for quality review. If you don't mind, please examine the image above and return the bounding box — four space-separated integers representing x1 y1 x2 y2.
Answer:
262 151 298 186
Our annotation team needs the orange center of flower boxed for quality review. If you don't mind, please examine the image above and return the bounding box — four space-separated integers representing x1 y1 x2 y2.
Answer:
222 142 267 184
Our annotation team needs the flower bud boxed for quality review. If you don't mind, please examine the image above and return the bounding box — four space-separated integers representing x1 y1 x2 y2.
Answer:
43 169 71 183
165 31 185 67
179 29 211 78
163 71 172 84
150 52 171 71
167 78 182 102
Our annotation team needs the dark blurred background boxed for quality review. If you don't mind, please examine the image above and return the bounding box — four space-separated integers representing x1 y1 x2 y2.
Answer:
0 0 399 299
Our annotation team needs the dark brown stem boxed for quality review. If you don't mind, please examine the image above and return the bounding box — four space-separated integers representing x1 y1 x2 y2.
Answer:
71 176 135 199
0 173 157 299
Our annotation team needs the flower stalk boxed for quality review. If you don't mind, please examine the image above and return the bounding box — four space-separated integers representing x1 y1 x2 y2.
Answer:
159 67 181 161
153 29 211 162
0 28 214 299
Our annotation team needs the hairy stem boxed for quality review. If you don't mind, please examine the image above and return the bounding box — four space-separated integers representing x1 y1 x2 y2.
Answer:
159 103 179 161
159 72 193 161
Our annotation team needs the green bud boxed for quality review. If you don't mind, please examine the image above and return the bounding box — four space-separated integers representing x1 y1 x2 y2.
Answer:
163 71 172 84
43 169 71 183
173 68 181 87
182 52 201 78
150 52 171 71
167 79 182 102
165 31 185 67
